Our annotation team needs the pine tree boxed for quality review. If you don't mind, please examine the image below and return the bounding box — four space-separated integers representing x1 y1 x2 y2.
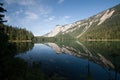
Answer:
0 3 7 24
0 3 8 43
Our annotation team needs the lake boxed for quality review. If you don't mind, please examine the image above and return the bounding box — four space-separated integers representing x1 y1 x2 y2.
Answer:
16 41 120 80
1 41 120 80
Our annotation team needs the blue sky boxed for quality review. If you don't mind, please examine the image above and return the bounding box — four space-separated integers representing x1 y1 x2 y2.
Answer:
1 0 120 36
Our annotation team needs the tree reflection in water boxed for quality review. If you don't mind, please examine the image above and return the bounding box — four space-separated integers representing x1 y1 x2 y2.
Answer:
0 42 65 80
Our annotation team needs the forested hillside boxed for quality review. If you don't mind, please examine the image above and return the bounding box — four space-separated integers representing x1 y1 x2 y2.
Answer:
80 4 120 40
0 24 34 41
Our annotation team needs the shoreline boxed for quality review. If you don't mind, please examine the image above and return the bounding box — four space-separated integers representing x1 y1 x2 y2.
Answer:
8 40 32 42
86 39 120 41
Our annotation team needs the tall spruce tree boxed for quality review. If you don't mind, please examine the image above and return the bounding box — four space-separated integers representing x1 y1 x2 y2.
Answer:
0 3 7 24
0 3 8 42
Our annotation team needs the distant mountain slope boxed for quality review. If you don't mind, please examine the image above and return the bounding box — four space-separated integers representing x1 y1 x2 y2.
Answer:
44 4 120 40
80 4 120 40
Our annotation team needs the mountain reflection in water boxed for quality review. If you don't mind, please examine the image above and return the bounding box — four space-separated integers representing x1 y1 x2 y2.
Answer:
15 41 120 80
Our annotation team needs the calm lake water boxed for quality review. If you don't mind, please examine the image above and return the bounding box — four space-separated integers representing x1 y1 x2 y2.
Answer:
13 41 120 80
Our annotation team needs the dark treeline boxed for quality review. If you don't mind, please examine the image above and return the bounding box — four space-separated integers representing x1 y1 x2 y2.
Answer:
34 34 75 43
0 24 34 41
34 36 57 43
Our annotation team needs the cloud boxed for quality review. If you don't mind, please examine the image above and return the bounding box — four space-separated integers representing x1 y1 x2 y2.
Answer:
18 11 39 26
58 0 65 4
37 5 52 15
5 0 52 18
48 16 55 21
63 16 71 19
5 0 52 16
25 12 39 20
56 16 71 25
15 9 23 15
5 0 36 5
5 0 14 4
60 16 71 22
5 16 11 23
44 16 55 22
5 0 52 24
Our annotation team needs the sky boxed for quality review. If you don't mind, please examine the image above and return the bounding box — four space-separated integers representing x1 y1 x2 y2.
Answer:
1 0 120 36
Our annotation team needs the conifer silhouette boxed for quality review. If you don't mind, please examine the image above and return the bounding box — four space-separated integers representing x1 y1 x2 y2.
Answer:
0 3 7 23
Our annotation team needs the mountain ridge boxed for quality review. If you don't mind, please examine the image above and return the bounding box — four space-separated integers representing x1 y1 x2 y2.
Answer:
44 4 120 40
